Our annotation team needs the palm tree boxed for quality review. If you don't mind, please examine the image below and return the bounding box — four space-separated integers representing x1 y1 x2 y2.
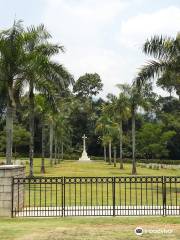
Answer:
0 20 25 164
136 34 180 99
95 114 111 162
48 114 54 167
35 94 54 174
96 109 118 165
106 121 119 165
108 91 130 169
41 120 46 173
100 135 109 162
16 24 73 176
55 115 72 162
116 84 147 174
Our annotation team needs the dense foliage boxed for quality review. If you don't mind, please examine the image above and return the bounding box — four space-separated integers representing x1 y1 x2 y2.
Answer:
0 21 180 175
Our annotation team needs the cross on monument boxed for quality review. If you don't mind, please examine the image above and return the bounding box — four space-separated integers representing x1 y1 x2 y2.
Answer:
79 134 91 161
82 134 87 151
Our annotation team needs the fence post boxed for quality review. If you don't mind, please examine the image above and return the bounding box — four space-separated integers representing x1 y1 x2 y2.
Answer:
163 176 166 216
112 177 116 216
0 165 25 217
62 177 65 217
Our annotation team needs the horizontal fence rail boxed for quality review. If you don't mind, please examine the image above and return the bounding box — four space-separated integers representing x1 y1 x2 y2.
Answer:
12 176 180 217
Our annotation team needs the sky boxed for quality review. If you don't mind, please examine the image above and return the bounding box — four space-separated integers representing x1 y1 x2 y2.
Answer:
1 0 180 98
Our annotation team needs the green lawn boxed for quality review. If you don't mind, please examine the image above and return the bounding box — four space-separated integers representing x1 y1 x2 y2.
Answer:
1 158 180 239
10 159 179 208
23 158 180 177
1 157 180 176
0 217 180 240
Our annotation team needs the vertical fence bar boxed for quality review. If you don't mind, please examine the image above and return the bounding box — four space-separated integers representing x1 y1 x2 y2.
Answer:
91 178 92 216
62 177 65 217
163 176 166 216
112 177 115 216
125 178 127 215
11 177 14 218
28 179 30 217
17 180 19 217
107 179 109 216
170 177 172 215
56 179 57 216
40 179 41 217
175 178 177 215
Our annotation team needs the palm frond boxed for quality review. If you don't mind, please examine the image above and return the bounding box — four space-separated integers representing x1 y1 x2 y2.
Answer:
35 43 64 56
143 35 175 60
135 60 171 86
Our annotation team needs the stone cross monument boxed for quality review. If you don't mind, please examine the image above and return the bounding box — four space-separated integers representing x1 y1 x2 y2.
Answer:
79 134 91 161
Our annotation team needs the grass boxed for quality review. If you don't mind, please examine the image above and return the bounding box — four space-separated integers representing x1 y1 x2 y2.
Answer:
23 158 180 176
10 159 179 207
1 157 180 176
1 158 180 239
0 217 180 240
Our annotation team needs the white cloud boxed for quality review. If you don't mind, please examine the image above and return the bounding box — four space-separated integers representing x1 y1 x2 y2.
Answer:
43 0 128 45
118 5 180 97
42 0 130 97
120 6 180 49
41 1 180 98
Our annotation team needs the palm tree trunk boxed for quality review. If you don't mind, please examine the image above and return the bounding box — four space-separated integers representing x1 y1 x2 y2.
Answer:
6 104 14 165
113 146 116 167
61 141 64 160
14 145 17 160
58 147 60 164
109 141 112 165
54 137 57 165
29 81 34 177
103 144 107 162
6 83 16 165
132 110 137 175
119 120 123 169
49 122 53 167
41 121 45 174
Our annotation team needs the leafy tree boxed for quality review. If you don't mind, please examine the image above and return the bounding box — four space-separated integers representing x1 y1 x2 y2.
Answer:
156 103 180 159
157 70 176 97
73 73 103 98
13 125 30 159
137 123 175 159
0 124 30 158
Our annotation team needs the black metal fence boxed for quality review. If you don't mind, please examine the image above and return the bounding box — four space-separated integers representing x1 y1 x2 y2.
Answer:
12 176 180 217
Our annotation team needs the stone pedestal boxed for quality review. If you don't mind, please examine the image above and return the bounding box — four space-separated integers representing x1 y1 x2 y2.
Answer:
0 165 25 217
79 150 91 161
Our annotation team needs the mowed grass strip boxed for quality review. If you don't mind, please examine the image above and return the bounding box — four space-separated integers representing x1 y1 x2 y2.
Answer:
0 157 179 176
23 159 180 177
0 217 180 240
